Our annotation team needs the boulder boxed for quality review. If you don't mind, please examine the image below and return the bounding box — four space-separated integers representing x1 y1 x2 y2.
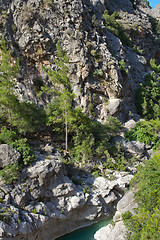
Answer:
0 144 21 168
94 190 137 240
123 140 145 156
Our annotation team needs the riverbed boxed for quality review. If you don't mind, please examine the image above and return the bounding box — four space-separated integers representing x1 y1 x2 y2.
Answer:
56 219 112 240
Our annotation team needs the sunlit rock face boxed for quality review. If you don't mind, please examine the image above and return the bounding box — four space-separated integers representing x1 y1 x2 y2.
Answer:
0 0 159 123
0 149 133 239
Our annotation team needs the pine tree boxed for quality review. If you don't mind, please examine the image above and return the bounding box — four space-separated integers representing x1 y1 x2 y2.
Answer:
0 36 19 124
45 41 75 152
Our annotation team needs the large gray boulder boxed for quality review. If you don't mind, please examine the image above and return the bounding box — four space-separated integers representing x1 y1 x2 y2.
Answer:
0 144 21 168
94 190 137 240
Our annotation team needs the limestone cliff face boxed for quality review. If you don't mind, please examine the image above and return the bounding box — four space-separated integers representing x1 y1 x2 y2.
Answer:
0 0 160 122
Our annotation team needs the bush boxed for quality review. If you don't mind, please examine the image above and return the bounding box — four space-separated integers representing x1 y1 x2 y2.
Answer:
0 163 20 184
149 17 160 35
0 127 35 166
119 60 129 77
135 72 160 119
132 46 143 55
122 154 160 239
103 11 132 47
0 127 17 144
150 58 160 75
11 139 35 165
124 119 160 150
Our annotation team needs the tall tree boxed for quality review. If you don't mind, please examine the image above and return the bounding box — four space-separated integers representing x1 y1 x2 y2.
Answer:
44 41 75 152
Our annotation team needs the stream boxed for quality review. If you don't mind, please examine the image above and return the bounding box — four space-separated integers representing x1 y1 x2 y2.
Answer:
56 218 111 240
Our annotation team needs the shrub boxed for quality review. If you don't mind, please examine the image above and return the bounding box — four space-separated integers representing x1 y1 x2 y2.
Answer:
0 127 35 166
124 119 160 150
103 11 132 47
93 69 103 79
0 127 17 144
11 138 35 165
150 58 160 75
149 17 160 35
119 60 129 77
132 46 143 55
135 72 160 119
122 154 160 239
0 163 20 184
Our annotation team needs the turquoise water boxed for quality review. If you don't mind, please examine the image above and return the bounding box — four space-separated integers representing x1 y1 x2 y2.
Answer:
56 219 111 240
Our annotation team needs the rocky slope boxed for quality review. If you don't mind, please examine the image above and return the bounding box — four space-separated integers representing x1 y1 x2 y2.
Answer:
0 0 160 239
0 0 159 122
0 145 133 239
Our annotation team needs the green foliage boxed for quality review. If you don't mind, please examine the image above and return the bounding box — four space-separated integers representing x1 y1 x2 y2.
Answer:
103 11 132 46
132 154 160 211
31 208 37 214
119 60 129 77
83 185 91 194
93 69 103 79
0 37 46 134
132 46 143 55
33 77 44 93
0 163 20 184
150 58 160 75
124 119 160 149
149 17 160 35
11 139 35 165
135 72 160 119
0 127 35 166
0 207 11 224
90 49 102 60
122 154 160 239
0 127 17 144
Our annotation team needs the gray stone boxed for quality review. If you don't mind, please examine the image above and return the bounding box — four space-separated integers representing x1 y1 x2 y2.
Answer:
0 144 21 168
123 140 145 156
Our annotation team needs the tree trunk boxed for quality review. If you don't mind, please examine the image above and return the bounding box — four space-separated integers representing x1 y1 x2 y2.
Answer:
65 101 68 152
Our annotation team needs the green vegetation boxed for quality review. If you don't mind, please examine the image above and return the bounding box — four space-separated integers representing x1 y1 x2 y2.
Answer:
0 207 11 224
42 42 126 169
119 60 129 77
124 55 160 238
149 17 160 35
150 58 160 75
0 127 35 183
93 69 103 79
132 46 143 55
125 119 160 150
0 37 46 134
135 72 160 119
103 11 132 47
122 153 160 239
0 163 20 184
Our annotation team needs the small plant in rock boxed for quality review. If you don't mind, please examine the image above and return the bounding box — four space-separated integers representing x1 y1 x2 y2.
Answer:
0 163 20 184
132 46 143 55
0 208 11 224
119 60 129 77
31 209 37 214
150 58 160 75
149 16 160 35
93 69 103 79
11 138 35 165
83 185 91 194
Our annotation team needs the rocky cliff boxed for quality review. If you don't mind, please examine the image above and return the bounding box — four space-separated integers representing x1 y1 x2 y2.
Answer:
0 146 133 239
0 0 160 239
0 0 159 122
